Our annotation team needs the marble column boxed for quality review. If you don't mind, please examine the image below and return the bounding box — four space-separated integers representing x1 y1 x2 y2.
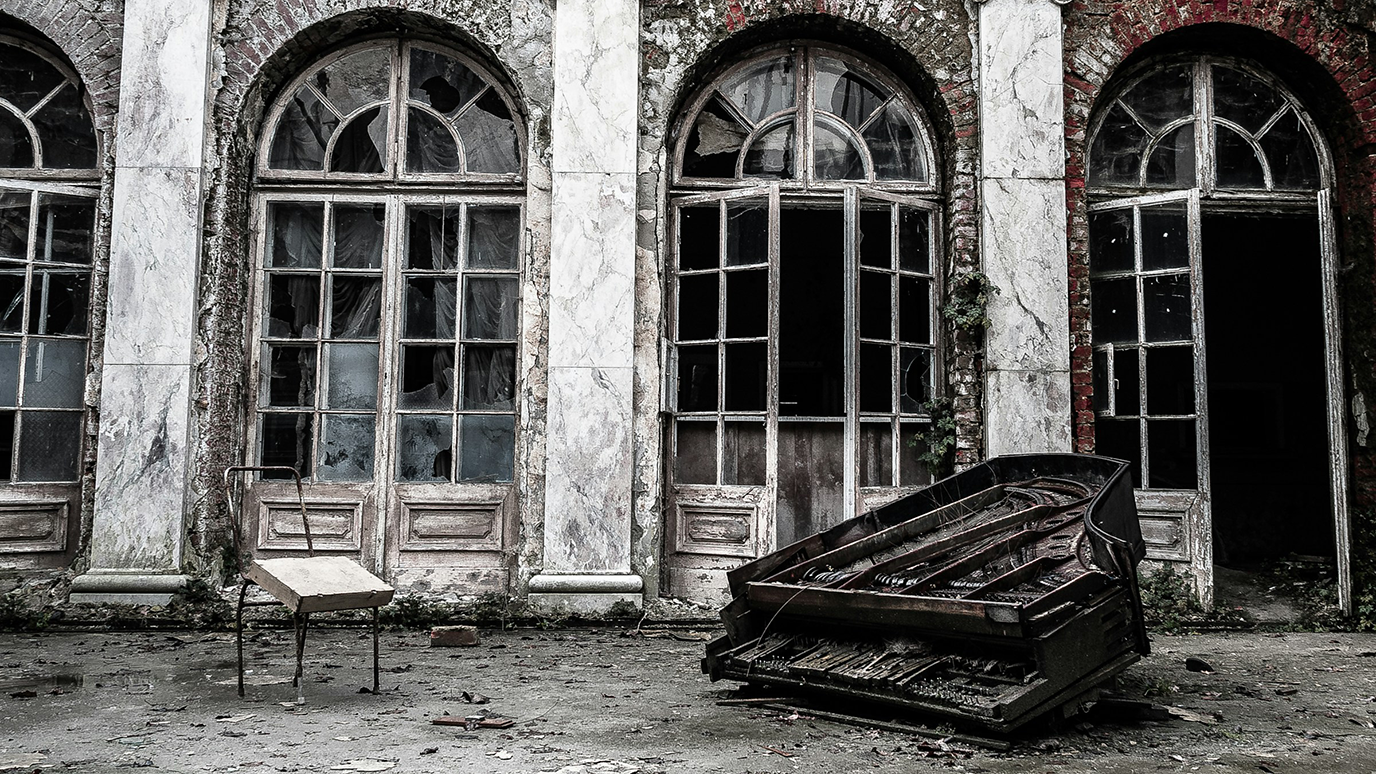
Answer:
527 0 644 613
978 0 1074 456
69 0 212 604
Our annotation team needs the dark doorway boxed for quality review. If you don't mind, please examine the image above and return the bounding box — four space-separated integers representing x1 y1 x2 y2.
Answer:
1202 212 1332 568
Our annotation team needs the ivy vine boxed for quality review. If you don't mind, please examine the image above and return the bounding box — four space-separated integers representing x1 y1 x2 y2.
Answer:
915 396 957 477
942 270 998 332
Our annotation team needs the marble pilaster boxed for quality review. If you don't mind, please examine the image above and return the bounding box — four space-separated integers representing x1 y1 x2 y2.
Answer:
978 0 1073 457
530 0 643 613
70 0 213 604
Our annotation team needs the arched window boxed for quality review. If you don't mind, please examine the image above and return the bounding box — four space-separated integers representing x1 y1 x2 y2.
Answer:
248 40 524 587
1085 56 1346 607
0 35 98 498
664 45 940 597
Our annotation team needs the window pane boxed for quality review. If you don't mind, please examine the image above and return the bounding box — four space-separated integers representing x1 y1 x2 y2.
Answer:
0 43 65 113
0 410 11 480
463 277 518 339
1089 210 1134 274
462 345 516 410
1148 418 1197 489
860 343 892 413
1143 273 1191 342
724 269 766 338
467 207 520 270
1145 123 1196 188
898 423 933 487
720 56 795 124
28 272 89 336
859 271 891 340
899 347 930 413
22 338 84 408
1121 64 1193 131
860 422 894 488
683 98 748 178
723 342 766 412
1095 416 1141 487
1212 66 1283 134
36 195 94 265
269 86 336 170
396 414 452 482
410 48 486 116
331 204 384 269
725 204 767 266
1089 102 1149 186
0 192 29 262
859 207 891 269
453 90 519 173
319 48 391 117
0 111 33 168
813 57 887 128
1113 347 1139 415
1215 125 1266 189
406 107 462 174
404 277 457 339
265 344 316 407
399 344 454 409
1092 349 1109 413
677 345 717 412
268 202 324 269
329 276 382 339
1260 110 1320 190
1146 346 1194 415
1091 277 1137 344
898 276 930 344
328 107 388 173
325 343 377 410
678 206 719 271
15 410 80 481
0 341 15 408
459 415 514 483
0 269 23 333
862 102 926 181
266 275 321 338
779 207 843 417
260 413 313 477
675 421 716 484
722 421 765 486
897 208 930 274
677 273 718 341
406 206 458 270
742 122 795 179
1140 209 1188 271
317 414 375 481
29 83 97 169
813 122 865 180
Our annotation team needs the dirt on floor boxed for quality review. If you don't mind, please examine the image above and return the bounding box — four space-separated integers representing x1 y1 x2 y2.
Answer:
2 626 1376 773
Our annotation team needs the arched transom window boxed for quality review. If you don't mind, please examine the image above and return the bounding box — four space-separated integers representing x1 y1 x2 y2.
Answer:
664 46 941 598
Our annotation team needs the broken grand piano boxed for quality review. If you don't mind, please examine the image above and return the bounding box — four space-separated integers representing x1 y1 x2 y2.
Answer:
703 454 1150 733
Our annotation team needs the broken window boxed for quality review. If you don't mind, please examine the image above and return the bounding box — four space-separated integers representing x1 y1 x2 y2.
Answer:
670 47 940 549
0 37 99 483
253 41 523 486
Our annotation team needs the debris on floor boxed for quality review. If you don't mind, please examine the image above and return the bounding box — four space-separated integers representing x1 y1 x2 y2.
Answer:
430 625 480 647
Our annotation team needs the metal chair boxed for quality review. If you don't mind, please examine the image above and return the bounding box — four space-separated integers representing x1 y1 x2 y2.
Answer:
223 466 395 701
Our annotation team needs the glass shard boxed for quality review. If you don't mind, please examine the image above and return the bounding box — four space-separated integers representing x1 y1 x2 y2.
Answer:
317 414 375 481
396 413 452 482
328 106 388 173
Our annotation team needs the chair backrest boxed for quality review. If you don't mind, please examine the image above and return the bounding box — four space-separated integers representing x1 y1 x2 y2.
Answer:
222 466 315 575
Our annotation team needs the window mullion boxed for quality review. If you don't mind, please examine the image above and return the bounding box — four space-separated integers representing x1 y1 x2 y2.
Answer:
376 196 405 491
1196 59 1215 197
764 185 781 539
842 186 859 519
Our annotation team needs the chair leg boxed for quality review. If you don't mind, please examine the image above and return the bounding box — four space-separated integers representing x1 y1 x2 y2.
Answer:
372 606 380 694
236 582 250 698
293 611 309 704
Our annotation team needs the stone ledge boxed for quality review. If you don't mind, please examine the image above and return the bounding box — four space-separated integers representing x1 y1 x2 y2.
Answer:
68 572 189 606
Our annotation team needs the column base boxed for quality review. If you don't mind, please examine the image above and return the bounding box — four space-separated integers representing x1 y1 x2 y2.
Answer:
69 571 189 605
527 574 643 616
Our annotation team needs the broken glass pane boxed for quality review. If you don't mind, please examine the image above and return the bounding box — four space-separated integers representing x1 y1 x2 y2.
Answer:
1260 109 1320 190
406 206 459 270
0 269 23 333
28 272 89 336
1143 273 1192 342
410 48 485 116
406 107 461 174
674 420 716 485
468 207 520 270
1089 102 1150 186
459 414 514 483
1092 349 1109 413
270 85 337 170
266 275 320 338
677 273 718 342
860 343 893 413
725 204 767 266
1145 123 1196 187
1212 66 1283 134
677 344 717 412
1095 416 1142 487
0 341 16 407
15 410 80 481
813 121 866 180
1146 346 1194 415
22 338 83 407
0 111 33 167
1121 64 1193 131
329 276 382 339
724 269 766 338
898 276 930 344
328 106 387 173
684 97 748 178
30 83 97 169
260 412 313 476
316 414 375 481
1113 347 1139 416
678 206 719 271
720 56 796 125
268 202 324 269
1089 209 1134 274
453 90 519 173
399 344 455 409
898 423 932 487
742 122 795 179
36 195 94 265
1147 418 1196 489
463 277 518 339
814 57 887 128
319 47 391 118
0 42 65 113
331 204 385 269
898 208 930 274
899 347 930 413
1140 209 1188 271
265 344 316 407
462 344 515 410
404 277 457 339
859 207 891 269
722 420 766 486
863 102 925 181
860 271 892 340
396 413 452 482
0 192 28 262
723 341 766 412
325 343 377 410
859 422 894 488
1091 277 1137 344
1215 125 1266 189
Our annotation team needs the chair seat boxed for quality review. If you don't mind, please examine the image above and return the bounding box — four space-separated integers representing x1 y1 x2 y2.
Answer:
245 556 395 614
